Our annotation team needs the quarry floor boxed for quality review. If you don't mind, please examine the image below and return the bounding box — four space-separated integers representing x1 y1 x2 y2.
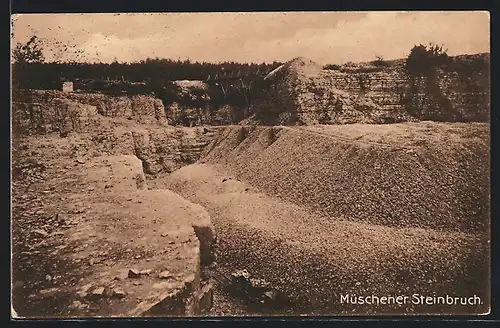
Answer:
11 121 490 317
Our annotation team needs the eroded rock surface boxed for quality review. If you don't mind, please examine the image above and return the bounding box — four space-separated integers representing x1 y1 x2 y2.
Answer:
11 123 216 317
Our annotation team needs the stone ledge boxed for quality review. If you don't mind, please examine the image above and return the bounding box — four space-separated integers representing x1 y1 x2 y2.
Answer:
14 149 216 317
61 189 214 317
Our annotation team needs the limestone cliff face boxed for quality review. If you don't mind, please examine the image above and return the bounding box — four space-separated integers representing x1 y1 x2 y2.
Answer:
12 96 99 135
252 57 413 125
253 56 490 125
403 67 490 121
13 90 168 129
12 90 217 175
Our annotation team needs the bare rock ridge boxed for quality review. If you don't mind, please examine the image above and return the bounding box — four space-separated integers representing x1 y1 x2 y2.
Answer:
64 157 215 317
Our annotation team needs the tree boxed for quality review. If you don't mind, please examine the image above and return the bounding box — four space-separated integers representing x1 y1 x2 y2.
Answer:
12 35 46 64
406 43 450 75
12 35 46 91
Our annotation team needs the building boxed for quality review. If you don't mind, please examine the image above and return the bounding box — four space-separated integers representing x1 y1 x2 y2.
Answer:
62 82 74 93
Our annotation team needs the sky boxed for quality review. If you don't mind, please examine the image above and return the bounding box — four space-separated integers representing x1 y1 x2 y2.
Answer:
11 11 490 65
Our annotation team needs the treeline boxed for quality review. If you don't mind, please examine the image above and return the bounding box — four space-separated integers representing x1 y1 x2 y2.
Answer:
322 47 490 76
405 44 490 76
12 58 284 91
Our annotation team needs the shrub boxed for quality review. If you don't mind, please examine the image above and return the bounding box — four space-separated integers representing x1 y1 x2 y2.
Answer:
371 55 390 67
446 54 490 75
323 64 341 70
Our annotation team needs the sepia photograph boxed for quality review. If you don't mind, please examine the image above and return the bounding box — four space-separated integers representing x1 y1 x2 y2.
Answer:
10 11 491 318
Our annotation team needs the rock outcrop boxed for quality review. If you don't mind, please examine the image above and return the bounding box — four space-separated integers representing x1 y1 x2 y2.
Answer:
253 55 489 125
253 57 411 125
12 91 218 175
13 90 168 128
11 132 217 317
12 97 99 135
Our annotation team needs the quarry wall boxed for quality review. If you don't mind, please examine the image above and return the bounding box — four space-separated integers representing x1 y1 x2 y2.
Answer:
165 65 490 126
13 89 244 128
13 52 489 127
163 103 243 127
317 68 490 121
11 91 217 175
13 90 168 128
255 56 490 125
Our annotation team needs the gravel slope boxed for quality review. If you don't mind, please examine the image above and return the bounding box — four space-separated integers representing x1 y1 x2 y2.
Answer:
161 164 489 315
160 123 490 315
201 123 490 233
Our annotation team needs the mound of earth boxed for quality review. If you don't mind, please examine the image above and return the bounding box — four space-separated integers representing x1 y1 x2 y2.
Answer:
264 57 323 81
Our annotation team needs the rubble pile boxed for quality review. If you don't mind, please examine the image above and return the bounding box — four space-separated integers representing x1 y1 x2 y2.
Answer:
164 161 489 314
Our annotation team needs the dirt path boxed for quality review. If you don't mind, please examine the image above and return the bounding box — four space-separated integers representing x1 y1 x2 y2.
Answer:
287 126 416 150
